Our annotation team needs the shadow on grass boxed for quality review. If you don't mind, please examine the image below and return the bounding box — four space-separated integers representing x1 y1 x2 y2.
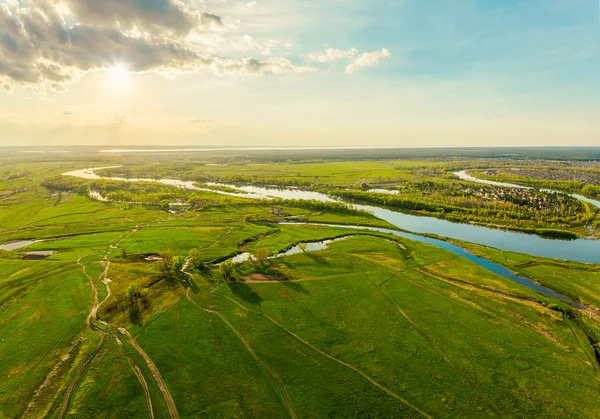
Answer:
303 252 331 266
282 280 310 295
186 275 201 293
227 282 263 305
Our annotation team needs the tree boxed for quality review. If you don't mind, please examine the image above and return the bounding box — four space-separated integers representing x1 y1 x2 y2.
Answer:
298 242 308 253
189 248 204 271
254 248 269 265
78 183 91 196
220 261 235 280
159 250 173 273
172 256 184 273
127 284 137 300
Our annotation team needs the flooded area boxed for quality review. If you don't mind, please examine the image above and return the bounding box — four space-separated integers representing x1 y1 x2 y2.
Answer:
230 237 351 264
368 189 399 195
0 240 38 251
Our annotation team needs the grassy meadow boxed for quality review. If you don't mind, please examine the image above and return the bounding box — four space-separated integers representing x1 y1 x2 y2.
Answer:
1 154 600 418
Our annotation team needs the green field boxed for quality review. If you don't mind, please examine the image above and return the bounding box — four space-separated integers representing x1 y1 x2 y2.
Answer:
2 153 600 418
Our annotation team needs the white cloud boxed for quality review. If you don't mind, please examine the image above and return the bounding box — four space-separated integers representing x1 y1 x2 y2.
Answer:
0 0 312 91
305 48 359 63
346 48 391 74
191 32 291 57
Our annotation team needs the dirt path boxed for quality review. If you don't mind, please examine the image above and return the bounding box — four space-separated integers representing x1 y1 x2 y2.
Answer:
182 261 297 419
58 257 109 419
59 228 163 419
110 330 155 419
565 318 600 379
101 226 179 418
365 273 504 417
118 327 179 419
211 290 433 419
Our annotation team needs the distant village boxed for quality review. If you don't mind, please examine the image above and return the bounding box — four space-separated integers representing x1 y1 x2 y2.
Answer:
465 186 570 209
484 167 600 186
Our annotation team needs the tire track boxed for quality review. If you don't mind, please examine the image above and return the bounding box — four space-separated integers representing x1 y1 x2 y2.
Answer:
117 328 179 419
182 261 296 419
365 273 504 417
58 256 108 419
110 330 156 419
184 290 297 419
59 228 158 419
210 291 433 419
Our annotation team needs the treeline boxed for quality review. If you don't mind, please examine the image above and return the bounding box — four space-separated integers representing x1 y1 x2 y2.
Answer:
41 175 255 208
41 175 369 217
329 186 594 237
97 166 316 187
272 198 371 216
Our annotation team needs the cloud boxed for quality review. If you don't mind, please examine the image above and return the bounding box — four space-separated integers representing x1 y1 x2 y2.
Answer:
304 47 391 73
215 57 315 75
65 0 223 34
346 48 391 74
0 0 312 91
305 48 359 63
61 109 73 116
191 33 291 57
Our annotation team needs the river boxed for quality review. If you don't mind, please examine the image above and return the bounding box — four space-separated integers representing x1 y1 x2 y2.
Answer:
62 167 600 264
59 166 600 308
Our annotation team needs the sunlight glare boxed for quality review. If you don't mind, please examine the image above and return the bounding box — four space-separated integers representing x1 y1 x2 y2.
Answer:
106 63 132 90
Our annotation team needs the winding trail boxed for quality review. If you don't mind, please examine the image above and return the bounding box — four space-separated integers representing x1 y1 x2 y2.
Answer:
59 227 174 419
118 327 179 419
210 290 433 419
58 256 109 419
365 273 504 416
182 260 297 419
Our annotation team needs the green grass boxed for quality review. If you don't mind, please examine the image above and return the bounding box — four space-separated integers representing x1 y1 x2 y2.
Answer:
454 240 600 309
0 263 90 418
192 236 600 418
66 338 151 419
3 156 600 418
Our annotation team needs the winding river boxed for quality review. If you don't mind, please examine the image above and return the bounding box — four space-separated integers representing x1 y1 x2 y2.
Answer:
62 167 600 264
58 167 600 308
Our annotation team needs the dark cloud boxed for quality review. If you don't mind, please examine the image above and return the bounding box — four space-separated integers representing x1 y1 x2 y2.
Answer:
200 13 222 28
0 1 312 90
65 0 223 34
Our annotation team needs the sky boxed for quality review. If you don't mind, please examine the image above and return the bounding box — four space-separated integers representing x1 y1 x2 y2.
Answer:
0 0 598 147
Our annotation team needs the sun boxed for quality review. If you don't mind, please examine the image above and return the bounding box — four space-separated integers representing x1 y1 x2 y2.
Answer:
106 63 132 89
